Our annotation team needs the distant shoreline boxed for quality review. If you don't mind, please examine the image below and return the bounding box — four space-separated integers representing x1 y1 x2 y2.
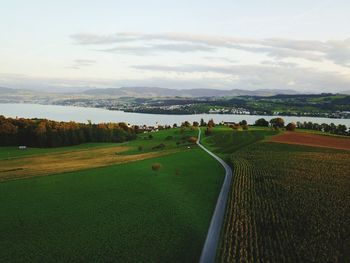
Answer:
0 101 349 120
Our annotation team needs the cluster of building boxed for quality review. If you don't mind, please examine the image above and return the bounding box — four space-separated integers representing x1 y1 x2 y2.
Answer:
272 111 350 119
209 107 251 114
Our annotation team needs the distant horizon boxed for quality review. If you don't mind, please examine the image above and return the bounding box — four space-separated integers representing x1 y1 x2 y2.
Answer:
2 84 349 95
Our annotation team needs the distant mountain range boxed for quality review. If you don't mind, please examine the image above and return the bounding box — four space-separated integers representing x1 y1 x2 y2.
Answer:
0 87 21 93
83 87 299 98
0 86 40 95
5 86 350 98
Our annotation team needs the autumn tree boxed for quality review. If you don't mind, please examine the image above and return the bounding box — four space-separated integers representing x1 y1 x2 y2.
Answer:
270 117 285 129
208 119 215 127
0 115 137 147
286 122 296 131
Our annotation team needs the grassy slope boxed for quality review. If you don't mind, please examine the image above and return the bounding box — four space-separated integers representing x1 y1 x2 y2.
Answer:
123 127 198 155
0 128 225 262
0 128 199 182
0 143 119 160
200 126 278 160
0 126 196 161
201 127 349 262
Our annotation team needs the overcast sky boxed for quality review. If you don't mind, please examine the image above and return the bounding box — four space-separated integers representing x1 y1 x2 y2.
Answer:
1 0 349 92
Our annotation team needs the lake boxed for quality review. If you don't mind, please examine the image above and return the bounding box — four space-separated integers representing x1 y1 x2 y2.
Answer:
1 103 349 127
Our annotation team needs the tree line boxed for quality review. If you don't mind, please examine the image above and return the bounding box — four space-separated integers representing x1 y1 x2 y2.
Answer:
254 117 349 135
0 116 137 147
198 117 349 136
296 121 348 136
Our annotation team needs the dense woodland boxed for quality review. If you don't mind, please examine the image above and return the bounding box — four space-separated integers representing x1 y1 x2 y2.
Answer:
0 116 137 147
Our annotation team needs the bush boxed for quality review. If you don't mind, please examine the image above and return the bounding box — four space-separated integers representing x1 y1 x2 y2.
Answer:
188 137 198 144
151 163 161 171
231 124 240 130
138 145 143 151
148 134 153 139
152 143 166 150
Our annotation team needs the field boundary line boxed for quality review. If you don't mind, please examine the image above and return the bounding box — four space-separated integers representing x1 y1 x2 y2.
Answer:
197 128 233 263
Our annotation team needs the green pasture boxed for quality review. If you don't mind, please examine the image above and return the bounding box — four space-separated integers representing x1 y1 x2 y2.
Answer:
0 128 224 262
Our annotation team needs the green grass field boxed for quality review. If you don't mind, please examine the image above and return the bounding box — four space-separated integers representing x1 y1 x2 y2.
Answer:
200 126 278 160
201 127 350 262
0 142 119 160
0 128 224 262
0 127 196 161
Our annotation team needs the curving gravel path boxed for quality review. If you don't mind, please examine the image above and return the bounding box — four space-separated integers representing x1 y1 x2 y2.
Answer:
197 128 233 263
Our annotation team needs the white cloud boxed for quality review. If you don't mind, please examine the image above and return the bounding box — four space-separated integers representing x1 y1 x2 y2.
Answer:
132 64 350 92
66 59 97 70
71 32 350 67
1 62 349 93
98 43 215 55
325 38 350 67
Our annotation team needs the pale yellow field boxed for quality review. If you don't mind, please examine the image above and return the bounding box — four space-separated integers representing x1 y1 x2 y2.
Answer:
0 146 173 182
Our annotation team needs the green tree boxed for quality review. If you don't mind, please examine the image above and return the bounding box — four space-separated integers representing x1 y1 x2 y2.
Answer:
255 118 269 127
239 120 247 126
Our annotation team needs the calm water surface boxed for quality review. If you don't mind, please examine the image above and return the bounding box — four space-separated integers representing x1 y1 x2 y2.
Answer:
1 103 349 126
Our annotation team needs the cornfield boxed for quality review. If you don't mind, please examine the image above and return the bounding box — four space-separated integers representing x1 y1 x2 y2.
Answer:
217 142 350 262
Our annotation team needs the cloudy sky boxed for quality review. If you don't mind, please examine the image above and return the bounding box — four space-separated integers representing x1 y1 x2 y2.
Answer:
1 0 350 92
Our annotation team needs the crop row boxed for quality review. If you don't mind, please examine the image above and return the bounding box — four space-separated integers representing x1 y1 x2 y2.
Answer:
217 142 350 262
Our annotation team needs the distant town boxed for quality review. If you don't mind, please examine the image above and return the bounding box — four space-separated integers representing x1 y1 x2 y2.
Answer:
1 87 349 119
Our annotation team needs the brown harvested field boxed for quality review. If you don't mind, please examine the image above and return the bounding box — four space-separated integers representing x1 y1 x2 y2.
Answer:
0 146 173 182
269 132 350 150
